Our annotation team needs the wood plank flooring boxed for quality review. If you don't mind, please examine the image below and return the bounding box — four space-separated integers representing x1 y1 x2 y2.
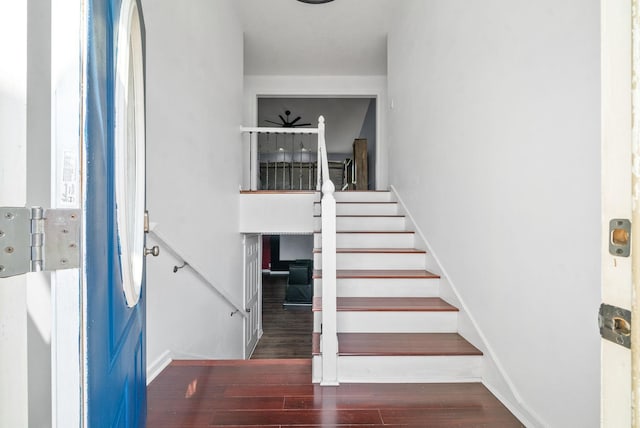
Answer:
314 269 440 279
147 359 524 427
312 297 459 312
312 333 484 357
313 248 427 254
250 273 313 359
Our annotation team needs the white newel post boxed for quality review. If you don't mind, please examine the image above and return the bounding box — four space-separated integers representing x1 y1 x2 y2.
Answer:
250 132 258 191
321 180 338 385
319 113 338 385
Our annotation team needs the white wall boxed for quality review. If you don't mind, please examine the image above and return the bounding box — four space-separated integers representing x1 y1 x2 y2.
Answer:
279 235 314 261
388 1 600 427
244 75 388 189
143 0 245 365
239 193 316 234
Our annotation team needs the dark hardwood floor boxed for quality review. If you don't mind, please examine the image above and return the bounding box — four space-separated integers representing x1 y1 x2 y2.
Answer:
147 359 524 427
146 273 524 426
250 273 313 359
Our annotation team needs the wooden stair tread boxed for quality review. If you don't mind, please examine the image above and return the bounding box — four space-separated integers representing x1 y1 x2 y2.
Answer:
314 214 405 218
312 297 458 312
314 269 440 279
312 333 483 356
314 231 415 234
313 248 426 254
314 201 398 205
239 190 317 194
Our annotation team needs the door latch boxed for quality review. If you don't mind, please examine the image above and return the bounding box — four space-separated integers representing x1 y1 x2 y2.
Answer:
609 219 631 257
0 207 81 278
599 303 631 349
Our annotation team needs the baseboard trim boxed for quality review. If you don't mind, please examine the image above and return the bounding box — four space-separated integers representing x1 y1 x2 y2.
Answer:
147 350 173 385
483 381 547 428
389 185 544 427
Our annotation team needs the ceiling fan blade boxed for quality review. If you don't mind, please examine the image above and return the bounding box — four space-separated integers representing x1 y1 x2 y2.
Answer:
289 117 302 125
278 114 287 124
292 123 312 127
264 120 282 126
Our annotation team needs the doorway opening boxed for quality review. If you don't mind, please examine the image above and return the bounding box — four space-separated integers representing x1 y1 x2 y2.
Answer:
257 97 377 191
251 234 314 359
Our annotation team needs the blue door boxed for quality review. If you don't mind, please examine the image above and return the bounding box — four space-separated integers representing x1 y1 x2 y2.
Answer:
83 0 148 426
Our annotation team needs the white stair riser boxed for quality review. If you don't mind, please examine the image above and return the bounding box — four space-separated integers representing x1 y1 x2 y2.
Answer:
313 312 458 333
314 203 399 216
315 232 415 249
314 252 426 270
314 278 440 297
314 216 406 232
312 355 482 384
333 192 392 202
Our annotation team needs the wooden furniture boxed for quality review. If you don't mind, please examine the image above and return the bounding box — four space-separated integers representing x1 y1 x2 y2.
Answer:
353 138 368 190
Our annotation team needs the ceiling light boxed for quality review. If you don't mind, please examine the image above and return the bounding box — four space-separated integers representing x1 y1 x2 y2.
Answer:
297 0 335 4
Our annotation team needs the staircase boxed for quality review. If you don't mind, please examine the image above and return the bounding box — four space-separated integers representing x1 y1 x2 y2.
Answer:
311 190 483 383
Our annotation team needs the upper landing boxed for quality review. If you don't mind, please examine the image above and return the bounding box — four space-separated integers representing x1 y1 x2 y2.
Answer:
238 190 393 235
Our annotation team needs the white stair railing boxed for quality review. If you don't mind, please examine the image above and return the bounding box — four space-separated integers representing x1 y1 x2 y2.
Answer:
316 116 339 386
240 117 338 385
148 227 248 318
240 126 319 191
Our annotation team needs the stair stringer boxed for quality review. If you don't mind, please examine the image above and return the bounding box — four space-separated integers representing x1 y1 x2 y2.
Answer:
390 185 544 428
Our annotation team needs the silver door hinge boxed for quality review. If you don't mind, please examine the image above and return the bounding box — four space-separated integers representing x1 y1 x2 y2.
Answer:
0 207 80 278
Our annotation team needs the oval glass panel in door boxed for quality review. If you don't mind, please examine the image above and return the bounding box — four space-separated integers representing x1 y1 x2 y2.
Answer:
115 0 145 307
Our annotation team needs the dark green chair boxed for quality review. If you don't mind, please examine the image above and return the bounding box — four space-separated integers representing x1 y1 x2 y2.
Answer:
284 260 313 305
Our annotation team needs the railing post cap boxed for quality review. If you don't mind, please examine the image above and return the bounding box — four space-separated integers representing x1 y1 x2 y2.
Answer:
318 116 325 124
322 179 335 195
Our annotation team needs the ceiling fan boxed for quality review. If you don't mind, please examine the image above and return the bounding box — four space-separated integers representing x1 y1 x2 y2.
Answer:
264 110 312 128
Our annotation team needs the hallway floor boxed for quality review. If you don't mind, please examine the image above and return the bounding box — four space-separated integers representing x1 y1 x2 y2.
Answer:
251 273 313 359
147 359 524 427
146 274 523 426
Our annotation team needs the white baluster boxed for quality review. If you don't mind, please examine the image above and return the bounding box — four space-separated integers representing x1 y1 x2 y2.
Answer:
317 116 324 191
250 132 258 191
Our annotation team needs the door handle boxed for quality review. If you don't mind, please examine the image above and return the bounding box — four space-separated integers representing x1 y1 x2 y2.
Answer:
143 210 159 256
144 246 159 257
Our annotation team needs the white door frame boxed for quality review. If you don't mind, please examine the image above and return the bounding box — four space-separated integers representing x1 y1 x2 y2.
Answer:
601 0 635 426
0 2 84 426
252 94 381 190
50 0 83 426
631 0 640 424
244 76 388 190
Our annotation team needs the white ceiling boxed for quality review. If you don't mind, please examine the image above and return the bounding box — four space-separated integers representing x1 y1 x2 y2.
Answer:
235 0 395 76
